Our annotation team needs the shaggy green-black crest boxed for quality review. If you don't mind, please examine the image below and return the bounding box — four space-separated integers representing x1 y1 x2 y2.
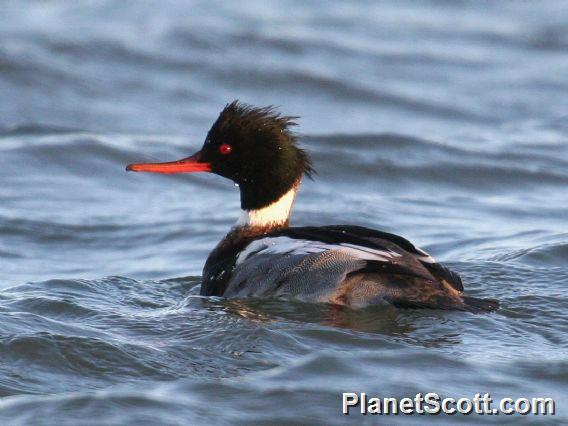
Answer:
199 100 314 210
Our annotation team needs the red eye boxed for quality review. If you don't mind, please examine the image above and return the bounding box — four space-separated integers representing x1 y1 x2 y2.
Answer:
219 143 232 155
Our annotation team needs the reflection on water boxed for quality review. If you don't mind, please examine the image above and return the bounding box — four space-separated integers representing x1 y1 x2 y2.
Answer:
226 298 467 349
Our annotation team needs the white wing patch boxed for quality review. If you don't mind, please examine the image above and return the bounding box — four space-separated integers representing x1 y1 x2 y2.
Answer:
414 246 436 263
235 236 400 265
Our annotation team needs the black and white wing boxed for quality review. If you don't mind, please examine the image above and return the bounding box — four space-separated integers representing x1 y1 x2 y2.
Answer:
223 225 467 307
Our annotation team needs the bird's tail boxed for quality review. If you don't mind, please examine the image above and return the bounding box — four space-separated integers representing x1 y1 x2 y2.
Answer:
462 296 500 313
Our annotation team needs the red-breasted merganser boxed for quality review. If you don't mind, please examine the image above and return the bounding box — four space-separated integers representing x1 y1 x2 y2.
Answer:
127 101 498 312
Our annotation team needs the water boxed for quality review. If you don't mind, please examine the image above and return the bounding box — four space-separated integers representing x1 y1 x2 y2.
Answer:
1 1 567 424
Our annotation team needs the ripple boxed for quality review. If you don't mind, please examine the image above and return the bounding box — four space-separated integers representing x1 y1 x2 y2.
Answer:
496 242 568 267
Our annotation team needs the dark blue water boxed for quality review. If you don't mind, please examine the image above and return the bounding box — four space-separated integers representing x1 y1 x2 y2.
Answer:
1 1 567 424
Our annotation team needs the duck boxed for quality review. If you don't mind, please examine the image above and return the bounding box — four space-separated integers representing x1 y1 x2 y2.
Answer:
127 101 499 313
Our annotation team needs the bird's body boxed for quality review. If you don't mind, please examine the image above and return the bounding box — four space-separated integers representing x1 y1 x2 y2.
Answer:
201 196 496 312
127 101 498 313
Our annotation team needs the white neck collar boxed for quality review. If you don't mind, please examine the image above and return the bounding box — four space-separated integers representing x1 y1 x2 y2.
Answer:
236 185 298 228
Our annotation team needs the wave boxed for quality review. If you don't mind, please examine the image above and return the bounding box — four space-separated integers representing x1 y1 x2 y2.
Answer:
492 242 568 267
2 132 567 186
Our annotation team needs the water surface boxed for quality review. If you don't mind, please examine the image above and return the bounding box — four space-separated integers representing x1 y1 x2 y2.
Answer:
1 1 567 424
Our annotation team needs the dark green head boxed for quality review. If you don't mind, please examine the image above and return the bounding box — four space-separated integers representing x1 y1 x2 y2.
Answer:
127 101 314 210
